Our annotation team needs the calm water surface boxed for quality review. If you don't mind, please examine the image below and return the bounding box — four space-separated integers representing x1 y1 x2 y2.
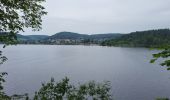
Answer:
1 45 170 100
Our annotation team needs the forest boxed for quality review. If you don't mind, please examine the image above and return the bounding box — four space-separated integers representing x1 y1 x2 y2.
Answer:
101 29 170 48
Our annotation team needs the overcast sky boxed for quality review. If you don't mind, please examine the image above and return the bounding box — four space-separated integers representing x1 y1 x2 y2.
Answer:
22 0 170 35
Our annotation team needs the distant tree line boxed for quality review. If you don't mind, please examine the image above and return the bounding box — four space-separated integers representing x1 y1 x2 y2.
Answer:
11 32 122 45
101 29 170 48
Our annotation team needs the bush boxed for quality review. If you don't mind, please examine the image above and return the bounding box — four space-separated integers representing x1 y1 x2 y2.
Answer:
34 77 113 100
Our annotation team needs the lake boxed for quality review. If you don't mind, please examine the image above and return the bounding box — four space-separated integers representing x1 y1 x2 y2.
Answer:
0 45 170 100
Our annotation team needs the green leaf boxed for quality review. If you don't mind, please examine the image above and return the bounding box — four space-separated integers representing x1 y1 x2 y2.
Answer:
150 59 157 63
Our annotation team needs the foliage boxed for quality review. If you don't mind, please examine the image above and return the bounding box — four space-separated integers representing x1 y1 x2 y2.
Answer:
0 0 47 99
0 72 10 100
0 51 7 65
0 0 47 63
0 0 47 45
101 29 170 48
0 51 9 100
34 77 113 100
0 75 113 100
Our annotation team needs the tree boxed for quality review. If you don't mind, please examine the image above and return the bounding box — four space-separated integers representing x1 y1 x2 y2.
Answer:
0 0 47 99
34 77 113 100
0 72 9 99
0 0 47 45
0 0 47 64
101 29 170 48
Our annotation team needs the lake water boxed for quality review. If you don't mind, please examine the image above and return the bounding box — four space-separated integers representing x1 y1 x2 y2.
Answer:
1 45 170 100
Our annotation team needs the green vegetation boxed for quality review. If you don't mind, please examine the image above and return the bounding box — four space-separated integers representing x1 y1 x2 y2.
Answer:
0 72 9 99
0 0 47 99
0 0 47 61
101 29 170 48
34 77 112 100
0 0 47 45
0 77 112 100
48 32 88 40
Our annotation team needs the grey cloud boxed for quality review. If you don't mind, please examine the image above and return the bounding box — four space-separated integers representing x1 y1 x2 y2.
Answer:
23 0 170 35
